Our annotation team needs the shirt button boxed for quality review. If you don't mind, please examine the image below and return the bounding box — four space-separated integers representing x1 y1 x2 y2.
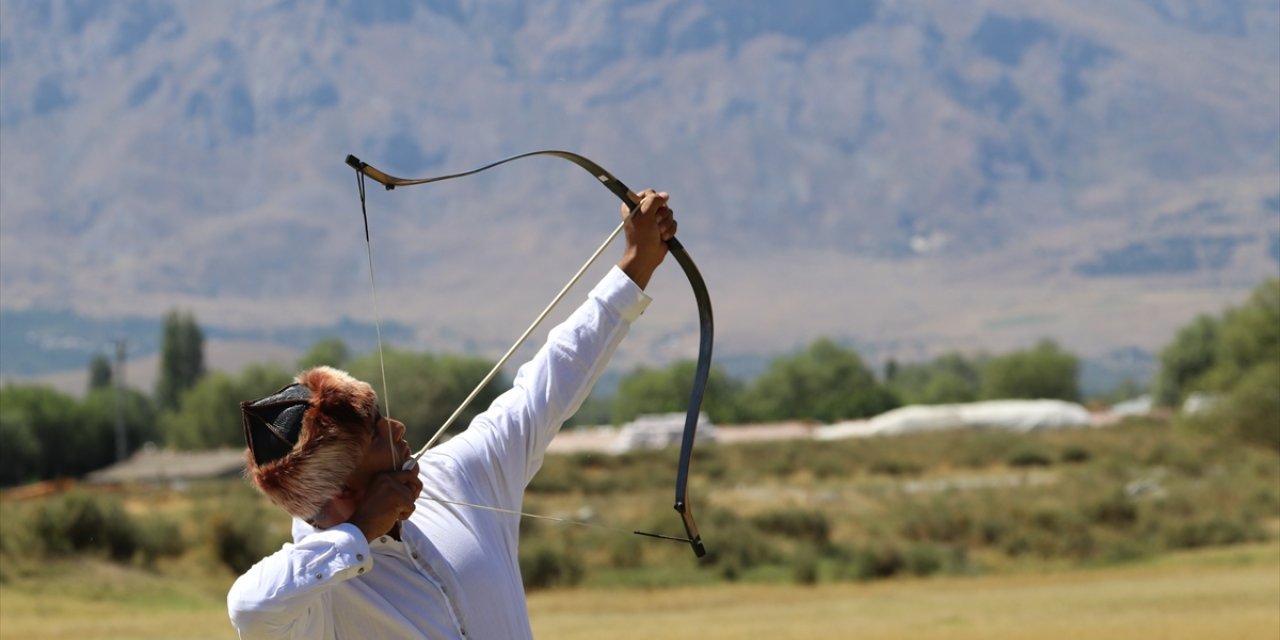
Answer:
380 537 388 543
411 552 420 559
356 554 364 561
358 567 365 574
316 574 324 580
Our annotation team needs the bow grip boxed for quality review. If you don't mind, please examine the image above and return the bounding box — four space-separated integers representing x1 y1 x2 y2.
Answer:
623 190 683 252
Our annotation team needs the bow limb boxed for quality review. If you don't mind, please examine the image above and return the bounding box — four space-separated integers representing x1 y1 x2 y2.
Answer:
346 151 712 558
665 239 711 558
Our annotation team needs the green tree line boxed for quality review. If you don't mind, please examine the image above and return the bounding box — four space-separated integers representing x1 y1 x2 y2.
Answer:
2 278 1275 486
1153 278 1279 449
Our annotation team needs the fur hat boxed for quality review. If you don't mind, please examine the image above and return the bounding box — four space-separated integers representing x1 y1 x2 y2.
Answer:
240 366 377 520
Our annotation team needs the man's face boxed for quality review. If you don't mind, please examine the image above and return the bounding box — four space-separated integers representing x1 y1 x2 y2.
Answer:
348 407 411 496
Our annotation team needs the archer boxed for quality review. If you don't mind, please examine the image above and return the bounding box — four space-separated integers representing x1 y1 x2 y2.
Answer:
228 190 677 639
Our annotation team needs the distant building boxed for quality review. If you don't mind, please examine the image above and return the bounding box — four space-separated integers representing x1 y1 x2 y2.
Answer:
85 444 246 486
1111 394 1154 417
610 412 717 453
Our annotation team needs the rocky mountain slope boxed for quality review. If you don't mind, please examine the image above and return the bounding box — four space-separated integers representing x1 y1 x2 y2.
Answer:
1 0 1276 380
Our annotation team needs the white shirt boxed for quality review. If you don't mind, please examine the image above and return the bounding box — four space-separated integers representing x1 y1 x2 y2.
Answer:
227 266 650 639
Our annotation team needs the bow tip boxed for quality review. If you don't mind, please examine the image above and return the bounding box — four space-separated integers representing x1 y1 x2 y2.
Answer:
690 537 706 558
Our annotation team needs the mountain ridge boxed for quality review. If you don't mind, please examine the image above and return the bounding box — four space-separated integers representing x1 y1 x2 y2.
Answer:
1 0 1277 380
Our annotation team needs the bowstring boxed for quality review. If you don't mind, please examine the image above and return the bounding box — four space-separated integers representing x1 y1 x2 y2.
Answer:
418 494 695 544
354 162 695 546
356 169 398 470
409 201 642 461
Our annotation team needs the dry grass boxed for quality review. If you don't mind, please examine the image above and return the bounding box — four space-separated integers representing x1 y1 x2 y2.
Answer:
1 543 1275 640
529 543 1280 640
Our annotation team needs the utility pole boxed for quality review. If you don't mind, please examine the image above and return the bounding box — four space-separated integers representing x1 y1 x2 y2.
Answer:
112 338 128 463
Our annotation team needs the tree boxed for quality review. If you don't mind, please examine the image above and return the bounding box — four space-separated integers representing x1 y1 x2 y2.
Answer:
162 364 292 449
1195 362 1280 450
1153 314 1220 407
610 361 745 425
344 349 507 447
980 339 1080 401
887 352 982 405
156 309 206 411
1162 278 1280 449
87 353 113 392
0 385 82 483
0 389 44 486
1204 279 1280 392
80 388 159 454
298 337 351 370
745 338 899 423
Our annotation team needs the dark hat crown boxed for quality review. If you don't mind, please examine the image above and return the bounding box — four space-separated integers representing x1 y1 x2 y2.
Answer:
241 383 313 466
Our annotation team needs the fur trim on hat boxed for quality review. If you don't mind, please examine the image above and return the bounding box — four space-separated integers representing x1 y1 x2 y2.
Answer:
245 366 377 520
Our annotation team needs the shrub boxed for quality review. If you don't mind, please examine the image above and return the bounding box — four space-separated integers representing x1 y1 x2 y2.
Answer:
846 543 904 581
898 499 973 544
791 545 820 585
749 509 831 546
957 432 1024 467
519 542 584 590
606 535 645 570
701 509 779 577
1060 445 1091 463
903 543 945 577
201 494 283 574
869 459 923 476
1086 491 1139 530
134 517 186 566
33 492 140 562
1162 516 1261 550
1008 448 1052 467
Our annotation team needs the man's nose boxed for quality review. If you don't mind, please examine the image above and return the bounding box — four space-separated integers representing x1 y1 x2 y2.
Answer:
391 418 406 440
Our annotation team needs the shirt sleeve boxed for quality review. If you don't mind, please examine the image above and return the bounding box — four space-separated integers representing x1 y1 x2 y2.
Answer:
227 523 373 639
431 265 650 510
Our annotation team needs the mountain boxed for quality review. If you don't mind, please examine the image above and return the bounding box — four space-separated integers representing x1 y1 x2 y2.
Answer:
1 0 1277 383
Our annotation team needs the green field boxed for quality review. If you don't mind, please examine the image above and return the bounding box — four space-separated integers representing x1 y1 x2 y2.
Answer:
1 544 1276 639
2 419 1277 638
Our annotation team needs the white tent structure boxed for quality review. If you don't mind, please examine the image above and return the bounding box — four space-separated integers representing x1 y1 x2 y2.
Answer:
817 399 1091 440
610 412 717 453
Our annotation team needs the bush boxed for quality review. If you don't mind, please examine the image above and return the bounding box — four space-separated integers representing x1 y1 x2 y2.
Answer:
1161 516 1261 550
869 459 923 476
898 499 973 545
201 493 284 574
701 509 779 579
1059 445 1091 464
844 543 904 581
606 535 645 570
33 492 140 562
135 518 187 566
519 542 584 590
957 431 1024 467
903 543 946 577
791 545 820 585
1086 491 1139 530
1008 448 1053 467
749 509 831 546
